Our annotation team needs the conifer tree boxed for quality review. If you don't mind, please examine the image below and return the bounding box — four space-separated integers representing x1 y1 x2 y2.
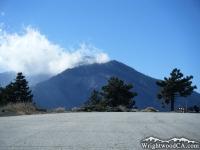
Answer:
101 76 137 109
13 72 33 103
0 73 33 106
0 86 5 106
84 90 102 106
4 82 16 103
156 68 197 111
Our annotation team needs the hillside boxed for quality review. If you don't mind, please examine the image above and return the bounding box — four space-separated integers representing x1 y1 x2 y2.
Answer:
32 60 200 111
0 71 16 87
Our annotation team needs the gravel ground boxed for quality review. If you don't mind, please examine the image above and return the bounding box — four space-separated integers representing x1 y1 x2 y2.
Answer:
0 112 199 150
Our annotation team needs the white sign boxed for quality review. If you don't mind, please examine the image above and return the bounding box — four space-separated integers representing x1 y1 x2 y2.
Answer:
141 137 199 149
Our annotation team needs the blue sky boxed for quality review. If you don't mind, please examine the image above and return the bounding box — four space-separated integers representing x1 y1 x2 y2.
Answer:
0 0 199 93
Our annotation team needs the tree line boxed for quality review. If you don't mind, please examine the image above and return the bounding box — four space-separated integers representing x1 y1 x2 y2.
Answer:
85 68 197 112
0 72 33 106
0 68 198 112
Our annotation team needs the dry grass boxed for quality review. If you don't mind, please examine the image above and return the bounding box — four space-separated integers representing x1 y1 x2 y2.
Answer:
0 102 46 116
117 105 129 112
49 107 66 113
140 107 159 112
131 109 138 112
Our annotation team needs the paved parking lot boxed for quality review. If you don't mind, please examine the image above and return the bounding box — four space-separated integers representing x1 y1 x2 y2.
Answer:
0 112 199 150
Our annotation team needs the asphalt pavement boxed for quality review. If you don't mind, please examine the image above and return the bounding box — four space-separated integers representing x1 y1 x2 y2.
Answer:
0 112 199 150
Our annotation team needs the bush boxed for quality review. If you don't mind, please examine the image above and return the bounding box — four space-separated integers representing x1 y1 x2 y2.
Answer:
194 106 199 113
0 102 46 116
131 109 138 112
117 105 129 112
140 107 159 112
71 107 78 112
104 106 120 112
79 105 105 112
50 107 66 113
71 105 132 112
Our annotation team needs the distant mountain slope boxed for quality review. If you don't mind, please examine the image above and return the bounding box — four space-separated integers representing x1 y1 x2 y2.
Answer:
0 71 16 87
0 71 51 87
32 60 200 111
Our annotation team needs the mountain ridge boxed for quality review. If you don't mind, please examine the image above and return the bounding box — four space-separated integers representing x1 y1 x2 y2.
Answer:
31 60 200 111
0 60 199 111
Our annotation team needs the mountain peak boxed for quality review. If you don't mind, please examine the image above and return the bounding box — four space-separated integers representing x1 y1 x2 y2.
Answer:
32 60 200 110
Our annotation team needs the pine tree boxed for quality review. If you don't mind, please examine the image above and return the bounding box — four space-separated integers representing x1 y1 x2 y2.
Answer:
0 73 33 106
156 68 197 111
0 86 5 106
101 76 137 109
13 72 33 103
84 90 102 106
4 82 16 103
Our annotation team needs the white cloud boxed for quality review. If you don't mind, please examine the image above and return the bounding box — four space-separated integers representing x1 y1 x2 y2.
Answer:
0 26 110 75
1 12 4 16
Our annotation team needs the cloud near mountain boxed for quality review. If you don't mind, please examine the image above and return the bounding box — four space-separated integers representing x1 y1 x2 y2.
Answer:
0 26 110 75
